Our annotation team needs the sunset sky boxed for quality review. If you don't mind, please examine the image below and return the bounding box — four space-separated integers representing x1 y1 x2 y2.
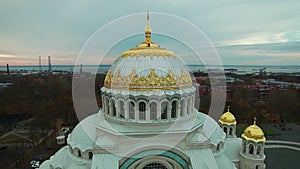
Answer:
0 0 300 66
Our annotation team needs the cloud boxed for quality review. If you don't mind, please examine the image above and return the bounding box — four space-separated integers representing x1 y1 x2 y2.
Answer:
218 31 300 46
0 54 17 58
217 42 300 65
0 0 300 65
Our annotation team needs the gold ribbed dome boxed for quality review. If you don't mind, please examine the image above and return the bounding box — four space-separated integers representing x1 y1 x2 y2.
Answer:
242 117 266 142
219 106 236 125
103 12 193 91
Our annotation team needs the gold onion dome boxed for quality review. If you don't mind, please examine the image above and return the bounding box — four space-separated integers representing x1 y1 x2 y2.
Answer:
219 106 236 125
242 117 266 143
104 12 193 91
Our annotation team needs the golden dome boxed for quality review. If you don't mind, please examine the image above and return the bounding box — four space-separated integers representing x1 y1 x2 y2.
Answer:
103 12 193 91
219 106 236 125
242 117 266 142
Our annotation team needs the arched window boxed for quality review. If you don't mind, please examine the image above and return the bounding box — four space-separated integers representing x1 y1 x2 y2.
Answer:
223 127 227 134
161 101 168 120
180 100 185 116
249 144 254 155
139 102 146 120
111 99 116 116
257 145 262 155
119 101 125 118
129 101 135 119
78 150 81 157
150 102 157 120
88 152 93 160
256 165 259 169
229 127 233 136
171 101 177 118
217 143 220 151
106 98 109 115
143 163 167 169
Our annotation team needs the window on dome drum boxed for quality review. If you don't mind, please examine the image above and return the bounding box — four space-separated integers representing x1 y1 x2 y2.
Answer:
111 100 116 116
143 163 168 169
257 145 261 155
119 101 125 118
249 144 254 155
171 101 177 118
88 152 93 160
161 101 168 120
150 102 157 120
139 102 146 120
129 101 135 119
229 127 233 135
187 98 191 114
223 127 227 134
106 98 109 115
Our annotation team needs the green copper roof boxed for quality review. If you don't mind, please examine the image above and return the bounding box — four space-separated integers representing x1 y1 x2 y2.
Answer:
120 149 189 169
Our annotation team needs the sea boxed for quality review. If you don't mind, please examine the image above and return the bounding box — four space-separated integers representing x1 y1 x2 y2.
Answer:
0 65 299 75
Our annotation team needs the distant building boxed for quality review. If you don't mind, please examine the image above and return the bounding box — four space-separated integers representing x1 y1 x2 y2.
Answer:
40 14 266 169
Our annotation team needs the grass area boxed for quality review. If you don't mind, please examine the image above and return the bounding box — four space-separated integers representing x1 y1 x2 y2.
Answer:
261 124 280 136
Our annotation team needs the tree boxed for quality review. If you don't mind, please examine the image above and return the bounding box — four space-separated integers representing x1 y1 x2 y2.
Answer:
268 90 300 122
230 88 253 122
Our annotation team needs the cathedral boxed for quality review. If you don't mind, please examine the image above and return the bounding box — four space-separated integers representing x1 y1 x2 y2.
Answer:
40 14 266 169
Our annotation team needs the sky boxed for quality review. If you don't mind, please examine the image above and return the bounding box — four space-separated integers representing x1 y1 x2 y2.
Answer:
0 0 300 66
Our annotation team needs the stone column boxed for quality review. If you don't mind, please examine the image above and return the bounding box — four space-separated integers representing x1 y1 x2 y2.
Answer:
177 103 181 118
135 102 138 120
125 102 129 119
167 102 171 120
146 102 150 121
157 102 161 120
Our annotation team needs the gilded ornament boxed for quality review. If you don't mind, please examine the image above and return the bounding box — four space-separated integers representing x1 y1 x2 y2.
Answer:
104 68 192 91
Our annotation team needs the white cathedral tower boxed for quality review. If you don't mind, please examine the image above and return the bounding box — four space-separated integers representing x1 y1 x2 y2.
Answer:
40 13 265 169
240 117 266 169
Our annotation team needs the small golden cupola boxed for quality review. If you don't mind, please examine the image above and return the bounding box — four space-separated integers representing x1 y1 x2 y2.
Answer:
219 106 236 125
242 117 266 143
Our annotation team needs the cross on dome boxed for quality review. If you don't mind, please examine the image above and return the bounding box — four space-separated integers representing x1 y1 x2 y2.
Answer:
253 117 257 125
147 11 149 21
144 11 152 42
